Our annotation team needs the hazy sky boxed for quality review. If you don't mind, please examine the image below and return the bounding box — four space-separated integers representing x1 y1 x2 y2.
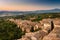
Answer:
0 0 60 11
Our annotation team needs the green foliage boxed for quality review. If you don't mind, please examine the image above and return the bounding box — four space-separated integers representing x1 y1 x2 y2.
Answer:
1 13 60 22
12 13 60 22
31 16 42 22
0 19 25 40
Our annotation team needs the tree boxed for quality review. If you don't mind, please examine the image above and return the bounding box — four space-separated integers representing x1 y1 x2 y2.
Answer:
0 20 25 40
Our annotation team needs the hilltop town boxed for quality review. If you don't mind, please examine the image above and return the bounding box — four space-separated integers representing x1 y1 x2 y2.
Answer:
8 18 60 40
0 13 60 40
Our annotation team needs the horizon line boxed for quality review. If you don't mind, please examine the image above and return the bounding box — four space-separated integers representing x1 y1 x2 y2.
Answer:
0 8 60 11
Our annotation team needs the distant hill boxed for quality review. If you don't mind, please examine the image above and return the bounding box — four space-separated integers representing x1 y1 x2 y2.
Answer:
0 8 60 17
30 8 60 13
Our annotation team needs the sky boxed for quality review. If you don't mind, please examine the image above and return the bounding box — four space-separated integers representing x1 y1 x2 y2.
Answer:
0 0 60 11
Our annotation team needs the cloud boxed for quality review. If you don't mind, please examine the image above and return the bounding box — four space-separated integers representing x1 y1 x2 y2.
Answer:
0 0 60 11
22 0 60 5
0 0 60 5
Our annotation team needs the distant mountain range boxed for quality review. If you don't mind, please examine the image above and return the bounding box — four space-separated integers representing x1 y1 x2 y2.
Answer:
0 8 60 17
30 8 60 13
